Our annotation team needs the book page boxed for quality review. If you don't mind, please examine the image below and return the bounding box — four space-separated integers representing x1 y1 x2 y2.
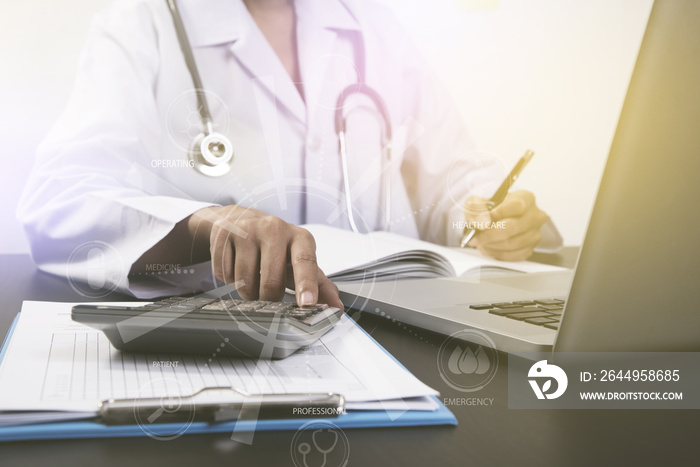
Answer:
304 224 565 280
303 224 444 276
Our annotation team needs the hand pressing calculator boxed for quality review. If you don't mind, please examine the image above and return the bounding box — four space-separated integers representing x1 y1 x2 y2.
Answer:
72 285 343 360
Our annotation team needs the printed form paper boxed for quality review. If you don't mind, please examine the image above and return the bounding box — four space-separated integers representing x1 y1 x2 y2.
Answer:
0 302 438 424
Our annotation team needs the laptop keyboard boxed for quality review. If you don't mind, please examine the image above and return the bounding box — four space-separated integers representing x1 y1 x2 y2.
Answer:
470 299 565 330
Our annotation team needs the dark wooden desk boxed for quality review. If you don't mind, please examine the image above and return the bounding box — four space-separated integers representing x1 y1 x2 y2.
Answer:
0 252 693 466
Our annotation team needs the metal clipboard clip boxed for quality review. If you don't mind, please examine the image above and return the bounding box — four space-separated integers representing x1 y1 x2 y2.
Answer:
98 387 346 425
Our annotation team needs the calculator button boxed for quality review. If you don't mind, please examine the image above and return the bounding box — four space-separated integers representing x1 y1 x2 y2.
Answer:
253 308 281 315
302 307 338 326
182 298 215 307
159 298 185 304
287 310 312 319
294 305 328 312
260 303 293 311
234 304 261 313
202 302 226 311
159 305 198 312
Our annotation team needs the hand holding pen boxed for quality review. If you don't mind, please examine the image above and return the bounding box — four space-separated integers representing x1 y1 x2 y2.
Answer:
460 150 548 261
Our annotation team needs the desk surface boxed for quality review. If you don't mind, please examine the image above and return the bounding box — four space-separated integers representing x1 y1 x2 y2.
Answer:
0 251 693 467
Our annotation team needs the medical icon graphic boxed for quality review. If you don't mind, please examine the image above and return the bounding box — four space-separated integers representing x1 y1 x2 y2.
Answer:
131 379 196 441
297 429 340 467
146 396 182 424
447 345 490 375
66 241 124 298
291 421 349 467
437 330 499 392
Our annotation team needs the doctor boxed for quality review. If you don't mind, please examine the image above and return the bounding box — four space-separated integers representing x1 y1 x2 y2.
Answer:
18 0 560 306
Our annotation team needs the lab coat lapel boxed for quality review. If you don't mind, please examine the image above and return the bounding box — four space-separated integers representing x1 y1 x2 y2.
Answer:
296 25 338 122
178 0 306 123
228 2 307 124
295 0 362 122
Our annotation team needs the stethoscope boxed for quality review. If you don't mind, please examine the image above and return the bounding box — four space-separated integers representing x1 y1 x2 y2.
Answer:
297 428 339 467
166 0 393 232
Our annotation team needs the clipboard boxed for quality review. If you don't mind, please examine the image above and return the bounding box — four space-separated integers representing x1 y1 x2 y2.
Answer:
0 312 456 442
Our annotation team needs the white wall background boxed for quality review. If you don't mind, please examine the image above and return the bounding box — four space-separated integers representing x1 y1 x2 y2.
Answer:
0 0 114 254
0 0 652 254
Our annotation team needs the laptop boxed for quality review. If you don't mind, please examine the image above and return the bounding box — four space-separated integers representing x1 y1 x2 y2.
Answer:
337 0 700 354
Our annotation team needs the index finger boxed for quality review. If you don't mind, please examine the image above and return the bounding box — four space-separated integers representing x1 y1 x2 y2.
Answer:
289 229 319 306
490 191 535 222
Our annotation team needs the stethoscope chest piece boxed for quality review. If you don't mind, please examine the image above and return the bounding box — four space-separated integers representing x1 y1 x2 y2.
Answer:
188 131 234 177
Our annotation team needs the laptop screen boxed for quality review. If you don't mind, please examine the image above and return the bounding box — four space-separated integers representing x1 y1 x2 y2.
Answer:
555 0 700 351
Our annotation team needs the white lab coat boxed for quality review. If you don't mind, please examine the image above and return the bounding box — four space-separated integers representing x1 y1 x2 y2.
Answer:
18 0 560 298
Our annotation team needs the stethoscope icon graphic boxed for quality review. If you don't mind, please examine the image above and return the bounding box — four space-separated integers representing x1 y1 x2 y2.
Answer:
297 428 340 467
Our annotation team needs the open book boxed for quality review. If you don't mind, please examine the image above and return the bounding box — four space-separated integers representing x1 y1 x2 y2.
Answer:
303 224 565 282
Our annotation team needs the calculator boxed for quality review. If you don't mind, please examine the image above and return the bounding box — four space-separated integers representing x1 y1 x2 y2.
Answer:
71 286 343 360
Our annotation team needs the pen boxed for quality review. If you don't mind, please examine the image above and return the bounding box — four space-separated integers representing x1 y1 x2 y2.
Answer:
98 387 346 425
460 150 535 248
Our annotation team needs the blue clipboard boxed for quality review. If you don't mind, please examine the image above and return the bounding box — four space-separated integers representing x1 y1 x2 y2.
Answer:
0 311 456 442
